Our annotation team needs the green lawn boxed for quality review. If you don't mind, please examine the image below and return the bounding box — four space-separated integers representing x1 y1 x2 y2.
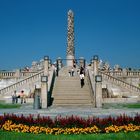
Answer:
0 130 140 140
103 103 140 109
122 103 140 108
0 103 21 109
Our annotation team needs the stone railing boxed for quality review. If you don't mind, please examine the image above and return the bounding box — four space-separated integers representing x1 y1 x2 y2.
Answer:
86 68 95 104
0 71 38 79
99 71 140 93
0 71 44 96
20 71 38 77
0 67 56 97
0 71 15 78
104 71 140 77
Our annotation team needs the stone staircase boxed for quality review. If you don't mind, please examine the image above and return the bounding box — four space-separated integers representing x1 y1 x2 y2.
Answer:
52 67 94 106
99 71 140 98
0 67 55 100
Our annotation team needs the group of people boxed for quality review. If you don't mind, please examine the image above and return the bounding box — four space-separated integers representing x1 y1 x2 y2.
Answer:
68 67 75 76
12 90 26 104
68 65 85 88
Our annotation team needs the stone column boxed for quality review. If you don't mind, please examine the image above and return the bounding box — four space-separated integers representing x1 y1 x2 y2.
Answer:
57 57 62 69
44 56 49 76
15 69 21 82
91 59 94 70
41 56 49 109
95 75 102 108
67 10 75 66
93 55 99 76
79 57 85 68
49 59 52 69
15 69 20 78
41 76 48 109
123 68 127 76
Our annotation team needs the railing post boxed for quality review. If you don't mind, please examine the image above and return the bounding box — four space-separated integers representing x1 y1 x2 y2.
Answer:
41 56 49 109
15 69 21 78
57 57 62 70
33 85 41 109
44 56 49 76
41 76 48 108
79 57 85 68
95 75 102 108
91 59 94 70
93 55 99 76
56 57 62 77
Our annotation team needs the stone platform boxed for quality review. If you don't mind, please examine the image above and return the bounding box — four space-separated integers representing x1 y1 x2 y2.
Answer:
0 103 139 118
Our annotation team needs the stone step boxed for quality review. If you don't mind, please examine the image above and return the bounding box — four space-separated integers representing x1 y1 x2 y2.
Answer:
52 66 93 106
55 82 89 85
53 99 92 104
53 95 91 100
56 77 80 80
53 87 89 90
54 85 89 88
52 91 90 94
52 103 95 107
53 92 91 96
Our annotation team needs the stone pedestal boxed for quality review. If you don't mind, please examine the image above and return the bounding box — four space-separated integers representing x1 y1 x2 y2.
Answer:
57 57 62 69
15 69 20 79
41 81 48 108
93 56 99 76
41 56 49 109
67 55 74 67
91 59 94 70
44 56 49 76
79 57 85 68
95 82 102 108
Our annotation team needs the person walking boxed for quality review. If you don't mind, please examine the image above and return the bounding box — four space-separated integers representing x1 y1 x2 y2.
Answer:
79 66 85 88
71 67 74 76
80 74 85 88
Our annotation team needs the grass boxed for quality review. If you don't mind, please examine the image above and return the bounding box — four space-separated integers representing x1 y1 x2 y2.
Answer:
0 130 140 140
103 103 140 109
122 103 140 108
0 102 21 109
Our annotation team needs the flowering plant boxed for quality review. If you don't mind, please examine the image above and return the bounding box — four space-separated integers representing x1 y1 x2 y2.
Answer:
0 113 140 135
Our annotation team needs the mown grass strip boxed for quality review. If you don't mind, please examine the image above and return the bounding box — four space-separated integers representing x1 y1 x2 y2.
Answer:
0 130 140 140
0 103 21 109
122 103 140 108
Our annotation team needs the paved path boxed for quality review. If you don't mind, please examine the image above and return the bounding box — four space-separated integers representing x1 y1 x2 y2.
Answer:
0 103 140 118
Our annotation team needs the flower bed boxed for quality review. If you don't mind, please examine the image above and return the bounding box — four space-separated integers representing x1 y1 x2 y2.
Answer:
0 113 140 135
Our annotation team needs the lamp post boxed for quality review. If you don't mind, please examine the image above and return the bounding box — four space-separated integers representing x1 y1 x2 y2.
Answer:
95 75 102 108
41 75 48 108
95 75 102 82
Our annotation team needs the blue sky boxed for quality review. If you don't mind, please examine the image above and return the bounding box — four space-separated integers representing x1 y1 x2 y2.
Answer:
0 0 140 70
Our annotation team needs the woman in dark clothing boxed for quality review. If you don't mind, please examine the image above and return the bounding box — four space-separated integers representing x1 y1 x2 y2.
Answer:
80 66 85 88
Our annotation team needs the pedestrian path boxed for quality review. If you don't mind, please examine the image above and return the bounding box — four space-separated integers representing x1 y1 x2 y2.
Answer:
0 103 139 118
